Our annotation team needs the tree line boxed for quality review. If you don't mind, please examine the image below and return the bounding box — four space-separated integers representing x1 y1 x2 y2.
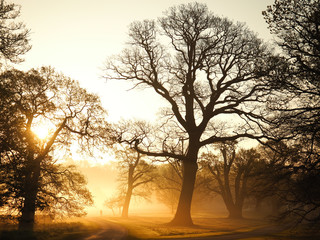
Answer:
0 0 319 233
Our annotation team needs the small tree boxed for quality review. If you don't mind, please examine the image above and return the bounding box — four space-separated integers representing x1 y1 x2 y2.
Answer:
104 194 124 216
115 147 156 217
202 142 259 218
0 67 110 231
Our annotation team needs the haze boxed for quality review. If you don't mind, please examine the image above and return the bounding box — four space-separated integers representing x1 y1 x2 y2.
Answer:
1 0 319 239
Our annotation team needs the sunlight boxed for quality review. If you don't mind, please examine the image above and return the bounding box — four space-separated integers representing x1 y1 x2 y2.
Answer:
32 121 52 140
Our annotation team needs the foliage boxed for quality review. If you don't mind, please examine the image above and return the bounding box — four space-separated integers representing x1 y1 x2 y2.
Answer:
0 0 31 64
1 154 93 219
0 67 110 229
263 0 320 225
257 142 320 224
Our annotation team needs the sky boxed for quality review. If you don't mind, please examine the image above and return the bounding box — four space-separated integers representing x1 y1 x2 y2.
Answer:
13 0 275 122
9 0 276 215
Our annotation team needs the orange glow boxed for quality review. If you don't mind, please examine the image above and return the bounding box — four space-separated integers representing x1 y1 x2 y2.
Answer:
32 123 51 140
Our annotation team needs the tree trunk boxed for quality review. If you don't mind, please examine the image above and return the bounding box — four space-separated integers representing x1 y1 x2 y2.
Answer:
227 204 243 219
122 166 134 218
224 193 244 219
122 186 133 218
19 159 41 231
169 160 198 226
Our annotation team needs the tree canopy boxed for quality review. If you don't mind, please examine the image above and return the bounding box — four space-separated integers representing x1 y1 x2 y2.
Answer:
0 67 110 230
106 2 279 225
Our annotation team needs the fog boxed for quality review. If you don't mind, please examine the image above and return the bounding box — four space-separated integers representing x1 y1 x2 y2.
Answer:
77 160 230 218
78 162 180 217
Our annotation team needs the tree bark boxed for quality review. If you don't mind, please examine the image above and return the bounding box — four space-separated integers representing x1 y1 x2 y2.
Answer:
122 166 134 218
122 186 133 218
169 160 198 226
18 159 41 231
227 204 243 219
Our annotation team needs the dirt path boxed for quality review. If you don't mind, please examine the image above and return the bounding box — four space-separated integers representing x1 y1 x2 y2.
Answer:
82 217 128 240
80 217 288 240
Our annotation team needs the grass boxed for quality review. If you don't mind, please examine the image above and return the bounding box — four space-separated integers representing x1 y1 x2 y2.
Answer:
108 215 320 240
108 215 270 239
1 215 320 240
0 221 100 240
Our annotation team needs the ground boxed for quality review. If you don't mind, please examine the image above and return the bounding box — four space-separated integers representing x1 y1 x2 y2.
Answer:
1 215 320 240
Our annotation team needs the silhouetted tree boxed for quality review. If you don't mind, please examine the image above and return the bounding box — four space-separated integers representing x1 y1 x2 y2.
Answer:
256 141 320 224
1 153 93 221
155 159 212 214
0 0 30 64
0 67 110 231
107 3 279 225
264 0 320 224
201 142 259 218
104 194 124 216
115 147 156 217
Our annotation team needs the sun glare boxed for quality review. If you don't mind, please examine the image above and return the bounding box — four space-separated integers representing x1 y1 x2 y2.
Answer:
32 122 52 140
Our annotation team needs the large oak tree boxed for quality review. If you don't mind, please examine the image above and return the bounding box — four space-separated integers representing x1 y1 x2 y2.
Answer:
106 3 279 225
0 67 110 231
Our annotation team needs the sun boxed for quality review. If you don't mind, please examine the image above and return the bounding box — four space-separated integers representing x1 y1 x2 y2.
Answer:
32 125 50 140
32 120 53 140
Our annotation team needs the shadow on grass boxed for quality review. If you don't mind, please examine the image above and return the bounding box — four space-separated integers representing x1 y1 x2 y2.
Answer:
0 225 97 240
0 230 37 240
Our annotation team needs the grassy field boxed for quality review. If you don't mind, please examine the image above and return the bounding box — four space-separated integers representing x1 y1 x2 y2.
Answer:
108 215 320 240
109 216 268 239
0 220 100 240
1 215 320 240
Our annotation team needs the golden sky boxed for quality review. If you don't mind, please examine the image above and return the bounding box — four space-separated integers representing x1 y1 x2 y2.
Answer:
13 0 274 121
10 0 276 213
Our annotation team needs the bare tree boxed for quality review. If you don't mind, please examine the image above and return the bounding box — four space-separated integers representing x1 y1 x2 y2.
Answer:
201 142 259 218
106 3 279 225
104 194 124 216
115 147 156 217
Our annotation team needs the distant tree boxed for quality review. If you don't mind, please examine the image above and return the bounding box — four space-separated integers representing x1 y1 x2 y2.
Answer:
0 67 110 231
104 194 124 216
256 141 320 224
155 159 212 214
263 0 320 225
154 160 182 214
0 0 31 64
201 142 259 218
115 147 156 217
107 2 279 225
